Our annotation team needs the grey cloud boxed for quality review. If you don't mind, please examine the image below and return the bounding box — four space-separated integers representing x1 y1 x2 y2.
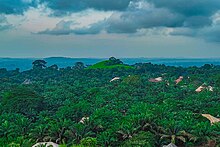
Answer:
39 0 220 19
38 20 76 35
38 20 103 35
183 16 212 28
0 0 133 16
146 0 220 17
39 0 132 16
87 0 131 11
105 4 184 33
171 24 220 42
170 28 197 37
38 1 185 35
71 21 105 35
37 0 220 43
1 0 220 19
200 25 220 42
0 0 37 15
146 0 220 28
0 15 12 31
104 0 220 33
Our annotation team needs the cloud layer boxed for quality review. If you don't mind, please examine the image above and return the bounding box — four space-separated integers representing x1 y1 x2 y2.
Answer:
1 0 220 42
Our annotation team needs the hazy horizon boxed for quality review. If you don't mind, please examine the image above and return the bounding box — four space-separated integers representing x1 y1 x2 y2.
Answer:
1 56 220 59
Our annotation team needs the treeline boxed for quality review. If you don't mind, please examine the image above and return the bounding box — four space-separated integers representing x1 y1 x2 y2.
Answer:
0 58 220 146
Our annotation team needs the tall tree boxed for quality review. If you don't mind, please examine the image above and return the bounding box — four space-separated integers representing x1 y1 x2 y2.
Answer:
74 62 85 70
32 60 47 70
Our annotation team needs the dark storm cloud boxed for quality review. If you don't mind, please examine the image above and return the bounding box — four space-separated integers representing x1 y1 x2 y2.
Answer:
0 0 36 15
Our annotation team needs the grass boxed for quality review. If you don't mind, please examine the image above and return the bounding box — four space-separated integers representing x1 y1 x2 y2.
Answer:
86 60 134 70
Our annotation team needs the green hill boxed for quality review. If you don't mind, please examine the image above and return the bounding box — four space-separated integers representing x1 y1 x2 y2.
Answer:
86 60 133 69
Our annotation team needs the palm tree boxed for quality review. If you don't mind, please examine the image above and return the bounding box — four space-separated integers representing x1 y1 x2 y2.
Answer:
30 124 49 142
97 130 117 146
192 122 220 146
66 123 94 144
116 121 140 140
159 126 196 145
14 116 31 136
0 120 16 140
48 118 72 143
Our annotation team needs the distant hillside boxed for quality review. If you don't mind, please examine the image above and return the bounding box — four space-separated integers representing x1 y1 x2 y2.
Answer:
0 57 105 71
87 58 133 69
1 57 220 71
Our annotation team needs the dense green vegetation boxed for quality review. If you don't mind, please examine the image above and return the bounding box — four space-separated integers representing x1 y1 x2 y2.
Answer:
86 57 133 70
0 57 220 147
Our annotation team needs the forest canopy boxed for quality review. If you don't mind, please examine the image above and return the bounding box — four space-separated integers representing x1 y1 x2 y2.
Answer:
0 57 220 147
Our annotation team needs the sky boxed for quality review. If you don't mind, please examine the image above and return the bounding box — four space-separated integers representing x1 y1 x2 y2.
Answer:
0 0 220 58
